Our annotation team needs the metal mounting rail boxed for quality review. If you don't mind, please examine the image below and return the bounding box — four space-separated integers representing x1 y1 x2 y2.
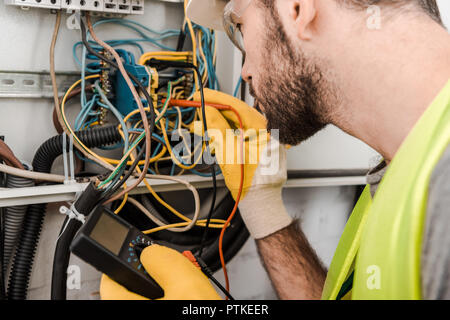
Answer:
0 71 81 99
0 70 183 99
0 173 366 208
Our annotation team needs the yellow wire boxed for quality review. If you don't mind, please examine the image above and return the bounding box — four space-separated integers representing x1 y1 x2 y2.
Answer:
197 30 209 84
114 183 128 214
141 51 191 57
144 218 228 235
61 77 167 169
213 30 217 66
160 117 206 170
138 51 191 66
61 75 119 170
128 151 225 228
155 140 203 163
175 106 192 153
122 92 218 227
103 131 167 166
96 66 220 231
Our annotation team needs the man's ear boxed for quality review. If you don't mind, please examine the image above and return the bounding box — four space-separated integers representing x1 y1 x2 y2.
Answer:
285 0 317 41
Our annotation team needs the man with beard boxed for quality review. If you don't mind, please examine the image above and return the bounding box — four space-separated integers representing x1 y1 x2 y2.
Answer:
101 0 450 300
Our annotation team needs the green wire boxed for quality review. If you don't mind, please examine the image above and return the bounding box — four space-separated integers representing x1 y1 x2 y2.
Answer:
97 75 184 189
98 131 146 188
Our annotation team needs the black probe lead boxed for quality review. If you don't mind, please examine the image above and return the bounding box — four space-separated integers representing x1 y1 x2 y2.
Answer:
197 165 217 257
194 254 235 300
144 59 219 257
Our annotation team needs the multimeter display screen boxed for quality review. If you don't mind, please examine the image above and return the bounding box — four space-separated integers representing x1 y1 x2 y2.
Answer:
90 211 130 255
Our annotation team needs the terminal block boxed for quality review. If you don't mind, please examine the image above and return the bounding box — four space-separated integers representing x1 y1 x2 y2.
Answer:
4 0 144 14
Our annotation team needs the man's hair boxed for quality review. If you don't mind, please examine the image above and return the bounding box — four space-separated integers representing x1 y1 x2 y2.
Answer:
259 0 442 25
336 0 443 24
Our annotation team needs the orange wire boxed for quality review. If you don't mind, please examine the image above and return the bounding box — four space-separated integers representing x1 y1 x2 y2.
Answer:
168 99 245 296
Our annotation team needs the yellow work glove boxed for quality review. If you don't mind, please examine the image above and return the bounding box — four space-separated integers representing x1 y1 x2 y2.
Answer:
193 89 267 199
100 244 221 300
194 89 293 239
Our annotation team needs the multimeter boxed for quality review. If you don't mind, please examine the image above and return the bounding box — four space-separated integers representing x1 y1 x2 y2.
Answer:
70 205 164 299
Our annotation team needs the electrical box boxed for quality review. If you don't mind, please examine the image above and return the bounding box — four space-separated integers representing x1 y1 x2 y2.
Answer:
0 0 449 302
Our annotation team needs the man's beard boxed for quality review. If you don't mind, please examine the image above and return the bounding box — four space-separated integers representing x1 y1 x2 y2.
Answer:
251 10 337 146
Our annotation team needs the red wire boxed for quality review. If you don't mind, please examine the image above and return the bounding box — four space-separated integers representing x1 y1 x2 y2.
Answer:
167 99 245 296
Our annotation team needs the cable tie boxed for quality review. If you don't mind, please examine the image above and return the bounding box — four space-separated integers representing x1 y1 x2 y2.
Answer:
62 133 76 185
69 134 76 184
59 205 86 224
62 132 69 183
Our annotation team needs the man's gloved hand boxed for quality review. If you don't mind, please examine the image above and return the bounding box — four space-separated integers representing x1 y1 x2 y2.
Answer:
100 244 221 300
194 89 293 239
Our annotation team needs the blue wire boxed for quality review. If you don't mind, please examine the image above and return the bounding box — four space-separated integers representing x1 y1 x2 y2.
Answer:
96 99 129 154
189 167 222 177
170 163 176 176
233 76 243 98
192 24 220 90
75 150 97 165
164 107 195 115
75 94 98 130
93 18 180 37
183 109 196 125
72 19 180 69
139 165 156 175
152 141 162 158
82 117 99 129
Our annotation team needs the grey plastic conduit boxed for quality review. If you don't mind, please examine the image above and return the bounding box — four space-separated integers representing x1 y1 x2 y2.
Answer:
3 172 34 276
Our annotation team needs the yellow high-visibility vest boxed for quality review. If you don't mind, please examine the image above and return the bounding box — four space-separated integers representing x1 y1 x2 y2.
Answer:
322 80 450 300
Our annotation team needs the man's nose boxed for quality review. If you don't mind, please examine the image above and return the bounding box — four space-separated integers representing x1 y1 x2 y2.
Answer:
242 57 252 83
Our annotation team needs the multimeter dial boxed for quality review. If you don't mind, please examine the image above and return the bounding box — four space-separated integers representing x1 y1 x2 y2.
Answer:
127 235 154 272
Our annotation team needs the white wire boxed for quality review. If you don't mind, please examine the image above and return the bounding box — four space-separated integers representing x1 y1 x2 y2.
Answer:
123 174 201 232
0 163 66 183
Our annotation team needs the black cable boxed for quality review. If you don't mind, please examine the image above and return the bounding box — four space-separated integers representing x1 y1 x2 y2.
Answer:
209 274 234 300
176 26 186 52
193 65 218 259
187 63 217 260
51 182 104 300
120 188 248 273
197 165 217 257
9 126 120 300
195 254 234 300
101 144 146 202
240 55 247 102
51 218 81 300
145 58 220 263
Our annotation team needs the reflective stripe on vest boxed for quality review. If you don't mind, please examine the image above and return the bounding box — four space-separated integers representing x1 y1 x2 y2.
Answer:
322 79 450 300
